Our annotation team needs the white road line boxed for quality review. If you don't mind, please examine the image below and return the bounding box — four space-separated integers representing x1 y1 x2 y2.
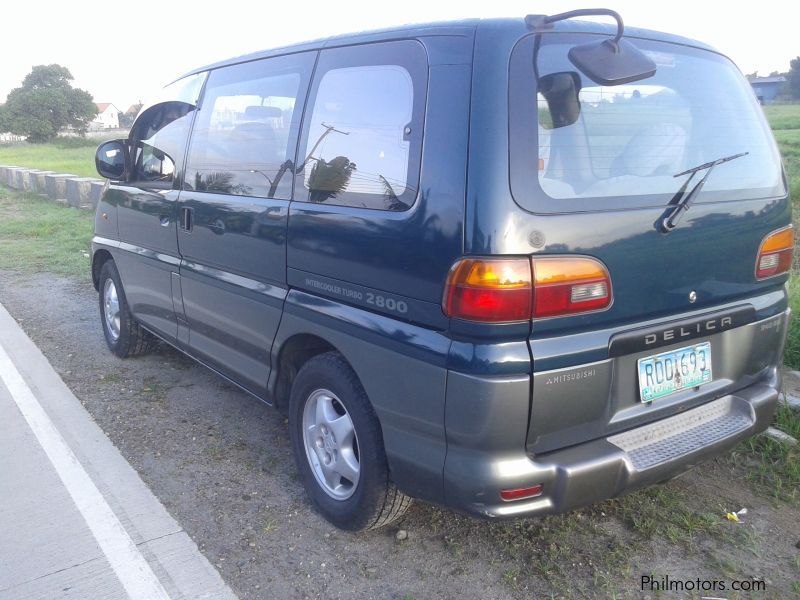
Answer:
0 340 171 600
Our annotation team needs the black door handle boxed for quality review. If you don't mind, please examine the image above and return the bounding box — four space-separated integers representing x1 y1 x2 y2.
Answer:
180 207 193 231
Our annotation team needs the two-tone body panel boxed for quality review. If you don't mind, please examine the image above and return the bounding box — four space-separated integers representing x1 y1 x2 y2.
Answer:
92 17 791 520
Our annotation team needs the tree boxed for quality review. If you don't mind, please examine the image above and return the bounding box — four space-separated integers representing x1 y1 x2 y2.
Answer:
307 156 356 204
0 64 97 142
790 57 800 100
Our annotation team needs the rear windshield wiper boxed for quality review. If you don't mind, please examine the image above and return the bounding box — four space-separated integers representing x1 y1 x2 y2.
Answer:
660 152 749 232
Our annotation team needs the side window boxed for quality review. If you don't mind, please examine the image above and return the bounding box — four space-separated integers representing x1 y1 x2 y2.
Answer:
297 41 427 211
129 72 206 189
185 53 314 199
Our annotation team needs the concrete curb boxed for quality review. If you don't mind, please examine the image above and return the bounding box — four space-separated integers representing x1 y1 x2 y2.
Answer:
764 426 798 446
0 165 104 210
0 302 238 599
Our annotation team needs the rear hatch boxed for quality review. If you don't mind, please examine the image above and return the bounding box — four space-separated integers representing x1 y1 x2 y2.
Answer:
506 31 791 452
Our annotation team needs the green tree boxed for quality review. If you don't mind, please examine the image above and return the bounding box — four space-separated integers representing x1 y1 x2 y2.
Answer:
0 64 97 142
790 57 800 100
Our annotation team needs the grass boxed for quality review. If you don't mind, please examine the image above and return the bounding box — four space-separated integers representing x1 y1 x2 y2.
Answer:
764 105 799 206
742 106 800 523
602 486 724 546
436 483 740 596
0 137 105 178
734 403 800 505
784 277 800 368
763 104 800 132
0 185 93 278
763 105 800 373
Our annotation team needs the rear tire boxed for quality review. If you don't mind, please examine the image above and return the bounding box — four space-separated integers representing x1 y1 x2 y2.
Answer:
289 352 411 530
98 260 155 358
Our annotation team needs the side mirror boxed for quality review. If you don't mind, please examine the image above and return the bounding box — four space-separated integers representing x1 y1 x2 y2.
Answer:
95 140 128 180
569 39 656 86
538 72 582 127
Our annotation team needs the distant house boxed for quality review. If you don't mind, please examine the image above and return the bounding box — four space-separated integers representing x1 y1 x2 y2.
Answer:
91 103 121 129
119 103 143 127
125 103 143 118
748 76 786 105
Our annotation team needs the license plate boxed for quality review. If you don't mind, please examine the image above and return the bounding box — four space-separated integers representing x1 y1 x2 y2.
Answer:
637 342 712 403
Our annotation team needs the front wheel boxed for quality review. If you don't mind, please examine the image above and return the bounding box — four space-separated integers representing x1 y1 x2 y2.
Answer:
289 352 411 530
98 260 155 358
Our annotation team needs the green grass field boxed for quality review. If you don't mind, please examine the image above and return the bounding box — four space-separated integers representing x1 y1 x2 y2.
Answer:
0 137 108 178
763 105 800 370
0 186 94 278
765 104 800 211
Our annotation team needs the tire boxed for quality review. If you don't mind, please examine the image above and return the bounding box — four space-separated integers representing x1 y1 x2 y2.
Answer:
98 260 155 358
289 352 412 531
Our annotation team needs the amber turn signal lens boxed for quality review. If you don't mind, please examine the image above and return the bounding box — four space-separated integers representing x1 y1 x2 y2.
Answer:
443 258 532 322
756 225 794 280
532 256 612 318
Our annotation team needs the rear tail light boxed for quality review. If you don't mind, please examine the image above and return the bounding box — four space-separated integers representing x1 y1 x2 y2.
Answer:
443 256 613 322
756 225 794 280
532 256 612 318
443 258 532 322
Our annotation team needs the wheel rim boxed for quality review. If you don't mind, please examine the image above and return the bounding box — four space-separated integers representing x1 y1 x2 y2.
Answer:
302 388 360 500
103 278 121 342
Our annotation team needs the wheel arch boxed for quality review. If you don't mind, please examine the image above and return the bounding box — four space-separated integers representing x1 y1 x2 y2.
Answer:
272 333 338 411
92 249 114 291
270 298 450 505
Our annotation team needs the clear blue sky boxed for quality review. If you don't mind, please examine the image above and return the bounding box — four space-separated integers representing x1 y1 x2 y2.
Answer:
2 0 798 109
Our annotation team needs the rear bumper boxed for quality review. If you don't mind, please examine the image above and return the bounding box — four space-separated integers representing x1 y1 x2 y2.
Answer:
442 300 790 518
443 372 779 518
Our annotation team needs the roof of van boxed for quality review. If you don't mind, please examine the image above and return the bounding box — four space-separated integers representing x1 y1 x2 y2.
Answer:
180 17 720 78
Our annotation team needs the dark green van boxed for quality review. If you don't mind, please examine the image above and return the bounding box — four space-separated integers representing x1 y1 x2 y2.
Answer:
92 10 792 530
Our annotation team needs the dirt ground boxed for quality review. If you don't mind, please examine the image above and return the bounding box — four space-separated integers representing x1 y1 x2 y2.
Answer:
1 270 798 599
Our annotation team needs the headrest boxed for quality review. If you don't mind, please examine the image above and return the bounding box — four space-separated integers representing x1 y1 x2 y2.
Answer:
244 105 282 120
620 123 687 177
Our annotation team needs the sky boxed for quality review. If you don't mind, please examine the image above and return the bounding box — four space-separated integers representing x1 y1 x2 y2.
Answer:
2 0 798 110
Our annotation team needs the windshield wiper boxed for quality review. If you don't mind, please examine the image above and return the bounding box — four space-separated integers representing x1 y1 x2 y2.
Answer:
660 152 749 232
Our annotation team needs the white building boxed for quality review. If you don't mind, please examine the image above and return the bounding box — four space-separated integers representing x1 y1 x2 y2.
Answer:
91 103 121 129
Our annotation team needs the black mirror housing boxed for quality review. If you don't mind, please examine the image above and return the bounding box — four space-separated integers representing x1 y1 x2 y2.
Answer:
95 140 128 180
568 38 657 86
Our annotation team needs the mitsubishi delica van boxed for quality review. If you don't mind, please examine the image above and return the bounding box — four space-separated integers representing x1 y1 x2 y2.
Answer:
91 10 793 531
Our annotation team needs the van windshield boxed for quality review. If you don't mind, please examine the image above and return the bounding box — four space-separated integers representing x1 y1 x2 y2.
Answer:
514 34 784 208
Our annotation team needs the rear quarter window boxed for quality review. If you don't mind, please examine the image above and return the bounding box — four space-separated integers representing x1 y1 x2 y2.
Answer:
295 40 427 211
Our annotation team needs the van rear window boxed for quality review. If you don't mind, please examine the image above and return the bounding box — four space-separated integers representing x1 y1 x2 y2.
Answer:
510 34 785 212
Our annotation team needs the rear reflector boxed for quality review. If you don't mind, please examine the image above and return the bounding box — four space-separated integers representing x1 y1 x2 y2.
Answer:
532 256 612 318
443 258 532 322
756 225 794 280
500 484 544 501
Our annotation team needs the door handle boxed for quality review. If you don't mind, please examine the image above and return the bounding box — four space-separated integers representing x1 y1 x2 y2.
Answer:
159 215 170 227
180 207 193 232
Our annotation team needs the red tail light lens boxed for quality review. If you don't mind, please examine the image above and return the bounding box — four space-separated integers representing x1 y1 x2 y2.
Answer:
443 258 532 322
756 225 794 280
532 256 612 318
443 256 613 322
